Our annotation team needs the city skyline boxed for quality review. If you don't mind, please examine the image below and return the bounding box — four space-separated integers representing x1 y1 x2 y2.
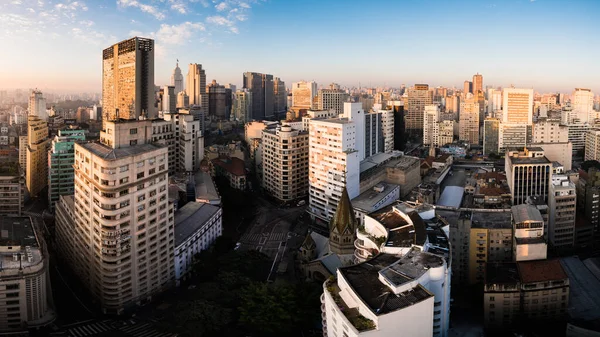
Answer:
1 0 599 93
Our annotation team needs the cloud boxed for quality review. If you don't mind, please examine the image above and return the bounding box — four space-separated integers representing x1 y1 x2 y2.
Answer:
206 15 233 26
215 2 228 11
117 0 166 20
55 1 88 12
154 21 205 45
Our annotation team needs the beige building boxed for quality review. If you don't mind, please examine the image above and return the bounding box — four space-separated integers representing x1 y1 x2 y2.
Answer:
187 63 208 114
18 136 27 173
102 37 156 127
291 81 317 110
503 88 534 125
176 91 189 109
55 119 174 314
439 120 455 147
423 105 440 146
0 217 55 331
585 130 600 161
459 96 480 145
262 125 308 202
26 116 49 197
0 163 25 216
472 73 483 94
532 117 568 143
572 88 595 124
468 212 513 284
406 84 433 132
317 86 348 115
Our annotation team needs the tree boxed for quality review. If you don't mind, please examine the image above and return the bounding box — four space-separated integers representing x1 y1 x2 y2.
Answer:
238 283 298 336
162 299 233 337
582 160 600 171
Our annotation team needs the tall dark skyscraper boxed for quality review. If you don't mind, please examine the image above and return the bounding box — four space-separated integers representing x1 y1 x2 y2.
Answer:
243 72 274 120
102 37 156 127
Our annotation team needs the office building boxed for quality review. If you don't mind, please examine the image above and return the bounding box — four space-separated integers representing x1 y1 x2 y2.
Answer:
48 129 86 211
207 80 232 120
233 89 252 122
0 217 55 331
572 88 595 124
28 90 47 121
102 37 156 126
499 124 529 151
174 202 222 285
483 118 500 155
464 81 472 95
317 85 349 115
484 260 569 329
503 88 533 124
512 204 547 261
472 73 483 94
0 163 25 216
55 119 174 314
292 81 317 110
26 116 49 197
176 91 189 109
243 72 274 120
187 63 208 114
262 125 309 202
505 148 552 205
170 61 184 95
406 84 433 133
548 176 576 251
160 85 176 113
459 96 480 145
273 77 287 115
364 110 384 158
308 104 360 222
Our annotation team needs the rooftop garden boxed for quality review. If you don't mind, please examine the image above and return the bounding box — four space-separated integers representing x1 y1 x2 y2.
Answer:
358 225 387 247
325 276 376 332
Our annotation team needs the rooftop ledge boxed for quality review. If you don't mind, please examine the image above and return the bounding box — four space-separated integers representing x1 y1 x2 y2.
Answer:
325 277 376 332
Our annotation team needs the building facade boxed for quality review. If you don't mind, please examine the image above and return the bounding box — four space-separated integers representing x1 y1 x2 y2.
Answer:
26 116 49 197
243 72 274 120
406 84 433 133
548 177 576 251
0 163 25 216
317 86 348 115
55 119 175 314
170 61 184 95
28 90 47 121
187 63 208 114
459 97 480 145
233 90 252 122
505 148 552 205
292 81 317 110
48 129 86 211
261 125 309 202
483 118 500 155
207 80 232 120
102 37 156 126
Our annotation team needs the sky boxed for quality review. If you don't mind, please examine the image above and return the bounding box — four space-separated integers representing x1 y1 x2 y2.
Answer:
0 0 599 94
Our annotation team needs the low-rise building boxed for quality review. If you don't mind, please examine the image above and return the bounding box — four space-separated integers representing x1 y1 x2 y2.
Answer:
0 216 55 331
351 182 400 225
512 204 547 262
211 156 247 190
174 202 222 285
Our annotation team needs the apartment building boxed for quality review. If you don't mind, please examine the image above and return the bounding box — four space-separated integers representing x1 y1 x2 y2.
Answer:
26 116 49 197
0 163 25 216
0 217 54 331
55 119 174 314
548 176 576 251
317 85 348 115
262 125 309 202
406 84 433 133
459 96 480 145
468 212 513 284
162 113 203 173
423 105 440 147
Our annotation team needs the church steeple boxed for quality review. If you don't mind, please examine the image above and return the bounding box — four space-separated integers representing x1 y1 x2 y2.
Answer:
329 185 358 255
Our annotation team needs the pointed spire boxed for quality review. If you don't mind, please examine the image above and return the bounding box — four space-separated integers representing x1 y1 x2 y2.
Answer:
329 185 358 235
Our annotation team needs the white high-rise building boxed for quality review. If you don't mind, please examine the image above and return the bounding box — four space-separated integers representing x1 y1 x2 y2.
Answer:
186 63 208 114
292 81 317 110
308 104 360 222
162 85 176 113
233 89 252 122
423 105 440 146
171 61 184 95
55 119 175 314
572 88 595 124
28 90 47 121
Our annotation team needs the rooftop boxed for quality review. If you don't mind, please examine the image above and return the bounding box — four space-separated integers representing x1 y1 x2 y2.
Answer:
194 171 220 205
317 117 353 125
486 262 520 284
471 211 512 229
0 216 38 247
517 259 567 284
339 254 433 315
511 204 544 224
370 205 427 248
560 256 600 322
359 151 405 174
437 186 464 208
79 142 165 160
508 156 551 165
174 202 221 247
379 248 445 287
351 182 400 212
211 156 246 176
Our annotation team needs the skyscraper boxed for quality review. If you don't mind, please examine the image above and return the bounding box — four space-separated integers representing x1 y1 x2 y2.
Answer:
459 96 480 145
187 63 208 114
243 72 274 120
102 37 156 127
28 90 47 120
171 61 184 95
207 80 232 120
26 116 49 197
406 84 433 134
233 89 252 122
472 73 483 94
464 80 472 95
162 85 176 113
273 77 287 115
292 81 317 110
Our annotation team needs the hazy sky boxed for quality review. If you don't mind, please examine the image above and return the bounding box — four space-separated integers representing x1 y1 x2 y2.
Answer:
1 0 599 94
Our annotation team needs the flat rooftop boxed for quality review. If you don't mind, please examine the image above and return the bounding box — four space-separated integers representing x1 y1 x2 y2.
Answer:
0 216 38 247
471 211 512 229
508 156 551 165
79 142 165 160
359 151 405 173
518 259 567 284
194 171 220 204
486 262 520 285
511 204 544 224
369 205 427 248
174 202 221 247
351 183 399 212
317 117 352 125
379 248 445 287
339 254 433 315
560 256 600 322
